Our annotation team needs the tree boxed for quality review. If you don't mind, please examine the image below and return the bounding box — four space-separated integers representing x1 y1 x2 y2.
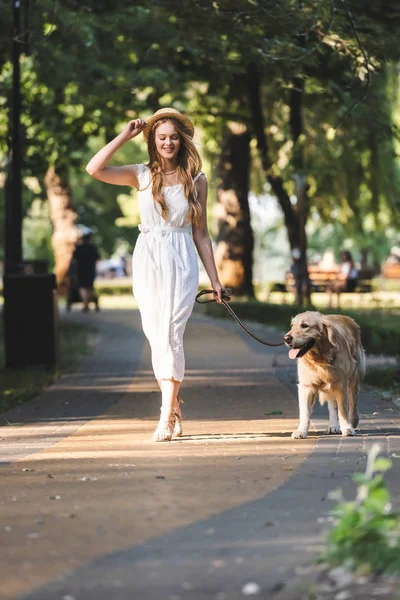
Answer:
0 0 204 279
160 0 400 300
2 0 400 295
215 122 254 296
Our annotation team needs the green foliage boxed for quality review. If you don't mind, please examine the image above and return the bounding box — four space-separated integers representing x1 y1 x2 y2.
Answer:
307 219 400 267
322 445 400 574
357 314 400 357
304 69 400 241
22 198 53 263
0 0 212 260
69 137 146 257
172 1 400 258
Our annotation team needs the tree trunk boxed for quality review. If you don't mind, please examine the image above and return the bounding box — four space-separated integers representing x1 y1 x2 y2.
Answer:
288 77 311 304
215 123 254 297
44 165 79 285
292 173 311 305
247 62 311 305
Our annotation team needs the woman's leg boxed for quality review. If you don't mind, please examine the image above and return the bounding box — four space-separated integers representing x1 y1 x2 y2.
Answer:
327 283 339 308
157 379 181 410
327 285 333 308
327 282 344 309
153 378 182 442
336 282 346 309
157 379 184 437
79 287 91 312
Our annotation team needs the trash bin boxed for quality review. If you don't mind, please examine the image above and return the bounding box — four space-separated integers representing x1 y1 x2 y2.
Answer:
3 273 60 368
21 260 49 275
7 260 50 275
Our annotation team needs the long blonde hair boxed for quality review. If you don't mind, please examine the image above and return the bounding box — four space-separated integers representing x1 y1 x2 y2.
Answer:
147 118 203 225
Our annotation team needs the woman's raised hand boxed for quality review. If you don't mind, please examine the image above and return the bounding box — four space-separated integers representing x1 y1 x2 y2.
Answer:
122 119 146 140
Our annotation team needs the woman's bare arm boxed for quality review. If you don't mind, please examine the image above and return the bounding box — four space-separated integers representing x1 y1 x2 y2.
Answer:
86 119 146 189
192 175 223 302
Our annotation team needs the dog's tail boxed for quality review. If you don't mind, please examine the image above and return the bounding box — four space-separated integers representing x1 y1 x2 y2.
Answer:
350 344 366 428
358 344 366 381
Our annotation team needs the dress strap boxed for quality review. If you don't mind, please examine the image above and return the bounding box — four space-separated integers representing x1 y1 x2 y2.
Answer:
193 171 205 183
135 164 151 190
135 164 147 180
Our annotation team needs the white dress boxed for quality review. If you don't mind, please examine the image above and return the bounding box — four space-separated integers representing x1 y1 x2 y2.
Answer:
132 164 202 382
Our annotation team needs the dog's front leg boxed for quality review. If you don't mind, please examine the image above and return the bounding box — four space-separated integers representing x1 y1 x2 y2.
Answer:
292 384 316 439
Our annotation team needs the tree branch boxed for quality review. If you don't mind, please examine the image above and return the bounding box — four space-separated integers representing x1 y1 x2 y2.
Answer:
334 0 371 128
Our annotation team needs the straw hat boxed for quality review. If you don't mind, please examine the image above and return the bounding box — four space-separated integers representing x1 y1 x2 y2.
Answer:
143 107 195 142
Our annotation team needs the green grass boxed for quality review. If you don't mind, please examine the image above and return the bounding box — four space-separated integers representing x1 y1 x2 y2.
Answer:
0 319 94 414
198 299 400 356
94 279 132 296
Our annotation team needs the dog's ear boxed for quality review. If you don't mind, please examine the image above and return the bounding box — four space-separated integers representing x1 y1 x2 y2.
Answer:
321 318 336 347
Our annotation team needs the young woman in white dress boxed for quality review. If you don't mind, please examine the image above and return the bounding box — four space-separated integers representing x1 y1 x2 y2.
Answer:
86 108 223 442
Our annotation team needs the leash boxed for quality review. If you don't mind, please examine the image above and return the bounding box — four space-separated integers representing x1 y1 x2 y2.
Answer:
195 289 285 347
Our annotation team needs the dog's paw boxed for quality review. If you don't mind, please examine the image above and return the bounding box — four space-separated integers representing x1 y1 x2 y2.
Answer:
326 426 341 435
291 429 308 439
341 427 357 437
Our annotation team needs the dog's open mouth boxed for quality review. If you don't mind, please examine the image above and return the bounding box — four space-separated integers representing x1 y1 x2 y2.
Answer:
287 339 315 360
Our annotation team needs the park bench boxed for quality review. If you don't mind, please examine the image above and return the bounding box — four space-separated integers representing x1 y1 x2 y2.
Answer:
267 267 375 303
382 263 400 279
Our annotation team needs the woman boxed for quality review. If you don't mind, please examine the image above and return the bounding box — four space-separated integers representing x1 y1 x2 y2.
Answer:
86 108 223 441
327 250 358 308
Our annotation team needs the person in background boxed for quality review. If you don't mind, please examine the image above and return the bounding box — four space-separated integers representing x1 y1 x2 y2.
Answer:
289 247 311 305
327 250 358 308
72 230 101 312
119 255 127 276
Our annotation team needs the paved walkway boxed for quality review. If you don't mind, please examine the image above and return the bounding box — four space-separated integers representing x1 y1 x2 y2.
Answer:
0 307 399 600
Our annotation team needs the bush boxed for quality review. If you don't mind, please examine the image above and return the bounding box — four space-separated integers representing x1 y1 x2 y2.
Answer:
364 365 400 392
198 300 400 356
322 445 400 574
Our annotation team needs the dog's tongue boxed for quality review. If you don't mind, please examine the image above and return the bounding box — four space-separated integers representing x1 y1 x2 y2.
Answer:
289 348 301 360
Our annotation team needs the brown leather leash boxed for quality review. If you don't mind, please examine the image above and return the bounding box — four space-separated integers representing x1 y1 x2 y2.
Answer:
195 289 284 347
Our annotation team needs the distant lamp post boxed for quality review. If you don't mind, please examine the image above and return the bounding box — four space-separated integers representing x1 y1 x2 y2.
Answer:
3 0 59 368
5 0 23 274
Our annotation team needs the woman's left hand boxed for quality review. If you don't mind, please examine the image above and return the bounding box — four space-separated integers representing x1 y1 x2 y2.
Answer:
212 281 224 304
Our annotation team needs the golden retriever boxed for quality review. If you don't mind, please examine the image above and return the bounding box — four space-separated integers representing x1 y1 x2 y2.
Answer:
284 311 365 439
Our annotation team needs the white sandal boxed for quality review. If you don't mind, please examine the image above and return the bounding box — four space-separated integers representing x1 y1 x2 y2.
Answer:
173 396 184 437
153 408 175 442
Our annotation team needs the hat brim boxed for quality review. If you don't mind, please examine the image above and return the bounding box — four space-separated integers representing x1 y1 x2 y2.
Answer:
143 112 195 142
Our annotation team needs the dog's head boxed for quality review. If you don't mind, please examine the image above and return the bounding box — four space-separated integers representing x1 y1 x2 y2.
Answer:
284 311 335 360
